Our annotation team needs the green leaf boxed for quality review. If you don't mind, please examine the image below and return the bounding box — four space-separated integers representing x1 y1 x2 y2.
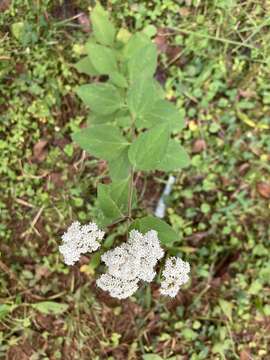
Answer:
97 184 123 225
153 79 165 99
97 178 136 225
128 43 157 81
75 83 123 115
138 100 185 131
86 43 118 74
11 22 25 41
72 125 129 161
128 123 170 171
142 25 157 38
130 216 178 245
74 56 99 76
90 3 116 46
219 299 233 323
116 28 131 45
32 302 68 315
158 139 190 172
110 179 129 211
182 328 198 341
109 72 128 88
89 251 101 270
108 148 131 180
127 74 157 117
248 280 262 295
0 304 14 320
87 113 115 126
142 355 163 360
124 32 152 61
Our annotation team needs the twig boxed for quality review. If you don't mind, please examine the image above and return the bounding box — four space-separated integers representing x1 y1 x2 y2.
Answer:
167 27 257 49
15 198 36 209
21 205 45 238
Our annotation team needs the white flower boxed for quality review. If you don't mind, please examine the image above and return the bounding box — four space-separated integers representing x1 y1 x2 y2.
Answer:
97 229 164 299
101 243 141 281
59 221 105 265
160 257 190 297
96 273 139 300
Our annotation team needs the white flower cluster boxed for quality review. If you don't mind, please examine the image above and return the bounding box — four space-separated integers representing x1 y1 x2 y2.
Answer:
96 230 164 299
59 221 105 265
60 223 191 299
160 257 190 297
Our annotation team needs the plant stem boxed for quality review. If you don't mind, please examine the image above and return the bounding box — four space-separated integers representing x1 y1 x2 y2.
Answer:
127 113 136 230
127 167 134 224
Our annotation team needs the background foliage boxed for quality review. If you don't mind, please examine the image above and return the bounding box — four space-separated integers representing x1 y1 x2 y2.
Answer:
0 0 270 359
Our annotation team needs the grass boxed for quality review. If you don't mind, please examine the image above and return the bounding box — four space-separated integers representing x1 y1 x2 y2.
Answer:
0 0 270 359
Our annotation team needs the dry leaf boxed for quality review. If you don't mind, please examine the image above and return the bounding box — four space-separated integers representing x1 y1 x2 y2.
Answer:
154 27 169 53
192 139 206 153
0 0 11 12
257 182 270 199
240 349 251 360
238 163 250 176
179 7 190 17
33 139 48 162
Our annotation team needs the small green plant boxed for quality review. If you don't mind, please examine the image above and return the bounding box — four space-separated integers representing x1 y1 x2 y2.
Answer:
59 3 190 299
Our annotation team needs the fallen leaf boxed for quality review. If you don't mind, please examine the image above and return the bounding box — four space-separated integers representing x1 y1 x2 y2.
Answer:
36 313 54 330
257 182 270 199
179 7 190 16
239 89 256 99
240 349 251 360
238 162 250 176
49 172 64 187
0 0 11 12
154 27 169 53
33 139 48 162
192 139 206 153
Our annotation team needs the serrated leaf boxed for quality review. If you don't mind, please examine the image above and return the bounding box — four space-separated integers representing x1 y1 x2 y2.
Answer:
128 43 157 81
108 148 131 180
158 139 190 172
86 43 118 74
72 125 129 161
138 100 185 131
32 302 68 315
128 123 170 171
90 3 116 46
97 183 123 225
130 216 178 245
127 74 157 117
74 56 99 76
75 83 123 115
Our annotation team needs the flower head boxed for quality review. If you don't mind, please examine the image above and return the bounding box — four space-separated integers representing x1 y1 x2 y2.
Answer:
97 229 164 299
96 273 139 300
59 221 105 265
160 257 190 297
